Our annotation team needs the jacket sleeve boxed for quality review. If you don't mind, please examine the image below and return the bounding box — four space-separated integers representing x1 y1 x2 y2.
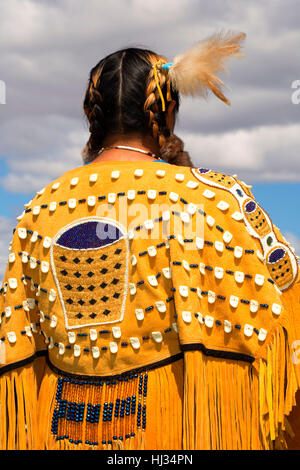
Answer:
0 223 46 450
248 185 300 449
168 172 300 449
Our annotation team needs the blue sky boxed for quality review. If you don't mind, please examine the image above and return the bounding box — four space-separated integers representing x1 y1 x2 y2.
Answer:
251 183 300 237
0 159 31 219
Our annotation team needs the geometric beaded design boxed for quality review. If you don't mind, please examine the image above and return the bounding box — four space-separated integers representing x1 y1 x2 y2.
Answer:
191 166 298 291
266 246 295 289
243 198 271 238
50 217 129 329
51 372 148 448
191 167 236 188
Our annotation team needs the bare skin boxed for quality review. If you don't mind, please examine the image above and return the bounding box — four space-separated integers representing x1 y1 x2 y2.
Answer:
92 101 177 163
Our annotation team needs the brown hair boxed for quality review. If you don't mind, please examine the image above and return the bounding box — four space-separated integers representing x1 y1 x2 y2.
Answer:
82 48 193 166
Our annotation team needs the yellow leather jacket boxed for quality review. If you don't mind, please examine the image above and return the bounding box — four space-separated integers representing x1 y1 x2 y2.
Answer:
0 160 299 450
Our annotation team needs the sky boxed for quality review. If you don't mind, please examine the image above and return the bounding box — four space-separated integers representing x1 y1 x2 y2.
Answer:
0 0 300 276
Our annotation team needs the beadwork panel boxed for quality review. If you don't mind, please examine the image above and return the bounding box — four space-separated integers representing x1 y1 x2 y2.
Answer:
50 217 129 329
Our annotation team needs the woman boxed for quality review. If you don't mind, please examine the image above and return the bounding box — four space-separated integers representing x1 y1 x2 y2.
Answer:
0 31 300 450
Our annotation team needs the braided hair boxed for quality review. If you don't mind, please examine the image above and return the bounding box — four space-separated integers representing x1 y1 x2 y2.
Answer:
82 48 192 166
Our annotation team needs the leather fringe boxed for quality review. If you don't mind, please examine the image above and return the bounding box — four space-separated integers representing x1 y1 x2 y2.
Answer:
40 358 184 450
182 325 300 450
259 326 298 448
0 364 38 450
1 332 299 450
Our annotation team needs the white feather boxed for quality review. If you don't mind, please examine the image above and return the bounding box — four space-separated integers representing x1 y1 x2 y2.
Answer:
168 30 246 105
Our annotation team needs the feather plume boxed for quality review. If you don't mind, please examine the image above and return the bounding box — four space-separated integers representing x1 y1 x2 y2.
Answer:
168 30 246 105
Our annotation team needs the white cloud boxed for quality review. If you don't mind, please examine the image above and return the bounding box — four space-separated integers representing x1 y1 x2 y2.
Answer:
283 232 300 259
0 114 88 193
0 0 300 199
0 0 299 287
0 216 15 280
179 123 300 182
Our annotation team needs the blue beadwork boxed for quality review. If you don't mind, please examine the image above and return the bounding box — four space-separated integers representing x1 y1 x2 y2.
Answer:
268 248 285 263
51 372 148 447
56 221 122 249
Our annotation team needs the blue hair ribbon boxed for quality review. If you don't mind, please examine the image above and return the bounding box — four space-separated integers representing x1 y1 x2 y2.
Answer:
161 62 174 70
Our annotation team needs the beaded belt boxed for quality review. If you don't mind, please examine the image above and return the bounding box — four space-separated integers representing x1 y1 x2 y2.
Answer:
51 371 148 449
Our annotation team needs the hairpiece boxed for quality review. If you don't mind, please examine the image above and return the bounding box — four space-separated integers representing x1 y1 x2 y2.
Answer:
155 30 246 107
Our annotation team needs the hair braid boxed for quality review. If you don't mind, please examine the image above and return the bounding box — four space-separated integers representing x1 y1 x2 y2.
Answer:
144 67 169 148
82 75 106 162
144 64 193 166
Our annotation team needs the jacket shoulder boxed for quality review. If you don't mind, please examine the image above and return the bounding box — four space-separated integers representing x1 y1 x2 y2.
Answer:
189 166 299 292
189 166 252 193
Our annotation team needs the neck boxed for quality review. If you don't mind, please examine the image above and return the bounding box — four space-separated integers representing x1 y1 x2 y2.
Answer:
92 132 162 163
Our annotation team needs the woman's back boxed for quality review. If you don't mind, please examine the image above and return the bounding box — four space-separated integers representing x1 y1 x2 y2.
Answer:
1 159 300 449
1 33 300 451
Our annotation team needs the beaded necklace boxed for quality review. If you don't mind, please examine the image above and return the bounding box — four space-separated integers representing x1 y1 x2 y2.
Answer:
100 145 163 161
